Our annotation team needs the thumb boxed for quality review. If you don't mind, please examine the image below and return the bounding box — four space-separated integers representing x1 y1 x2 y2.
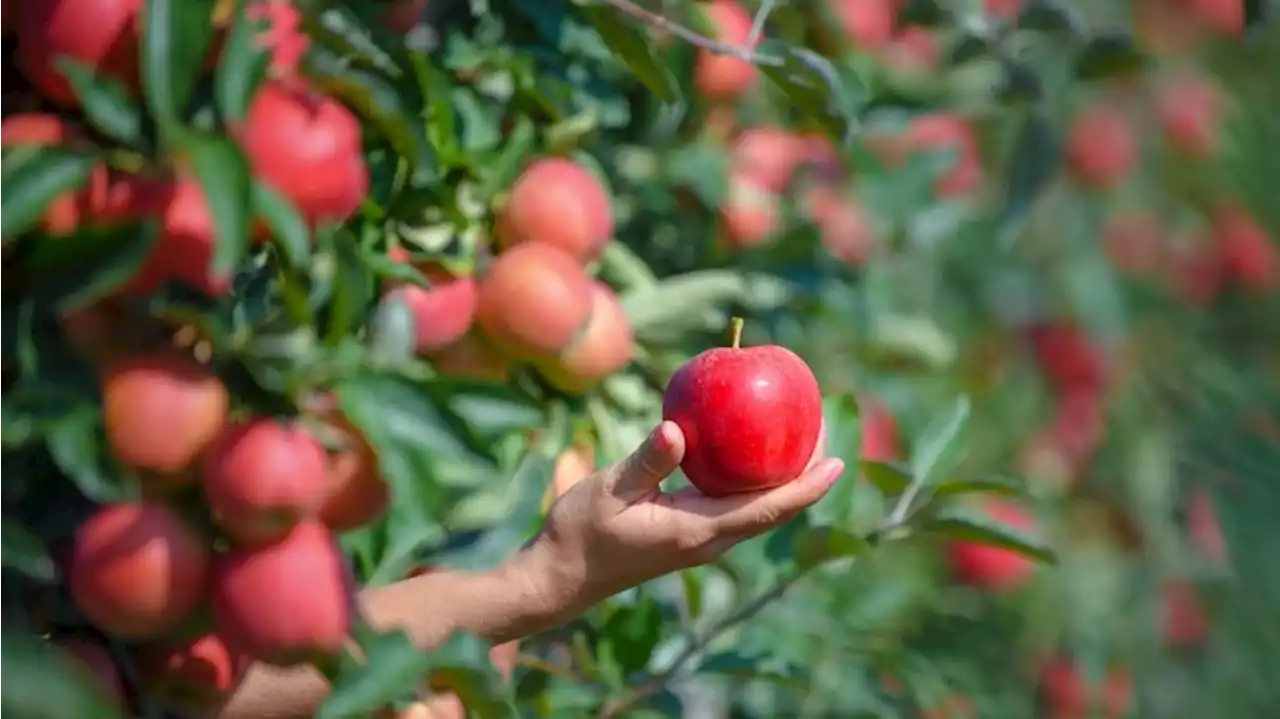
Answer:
607 421 685 503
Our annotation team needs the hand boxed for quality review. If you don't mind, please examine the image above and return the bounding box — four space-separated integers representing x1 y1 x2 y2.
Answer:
523 420 845 616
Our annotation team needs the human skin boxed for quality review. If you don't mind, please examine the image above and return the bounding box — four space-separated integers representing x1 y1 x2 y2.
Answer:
214 420 842 718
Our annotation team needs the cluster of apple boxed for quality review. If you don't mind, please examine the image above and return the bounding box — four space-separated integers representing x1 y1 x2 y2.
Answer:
683 0 989 264
384 156 636 395
60 356 385 713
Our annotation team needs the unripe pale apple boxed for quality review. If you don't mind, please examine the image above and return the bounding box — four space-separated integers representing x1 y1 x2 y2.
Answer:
662 318 823 496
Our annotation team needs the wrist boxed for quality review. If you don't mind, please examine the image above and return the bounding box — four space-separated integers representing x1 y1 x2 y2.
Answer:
499 534 590 634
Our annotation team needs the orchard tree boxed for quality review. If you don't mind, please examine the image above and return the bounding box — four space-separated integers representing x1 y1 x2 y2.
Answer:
2 1 1278 718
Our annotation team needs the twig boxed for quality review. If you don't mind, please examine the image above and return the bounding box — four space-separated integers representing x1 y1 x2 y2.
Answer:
597 570 804 718
596 0 785 68
746 0 778 48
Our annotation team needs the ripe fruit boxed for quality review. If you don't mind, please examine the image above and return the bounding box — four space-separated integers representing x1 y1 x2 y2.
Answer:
137 632 250 713
536 282 634 394
497 158 614 263
1212 204 1277 292
948 500 1037 590
17 0 143 107
721 181 780 249
202 419 331 547
239 82 369 226
1024 322 1107 394
662 318 823 496
102 353 229 477
860 398 900 462
1156 74 1224 157
831 0 898 49
310 399 389 532
1187 488 1227 565
380 0 430 35
1065 106 1135 189
544 441 595 511
57 636 126 708
805 186 875 266
693 0 758 101
1103 212 1164 276
1181 0 1243 37
155 178 234 297
211 520 354 666
69 502 209 639
249 0 311 78
729 128 803 193
877 26 942 79
389 273 479 355
1161 579 1208 647
475 242 594 358
902 114 983 197
1040 657 1132 719
984 0 1023 20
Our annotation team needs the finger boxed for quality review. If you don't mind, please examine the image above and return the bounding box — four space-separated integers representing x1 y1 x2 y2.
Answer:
607 421 686 503
805 419 828 471
702 459 845 536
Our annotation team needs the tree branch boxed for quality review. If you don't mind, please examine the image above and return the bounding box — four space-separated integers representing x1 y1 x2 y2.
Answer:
595 0 785 68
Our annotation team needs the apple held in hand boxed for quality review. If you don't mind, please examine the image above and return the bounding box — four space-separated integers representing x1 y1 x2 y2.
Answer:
662 318 823 496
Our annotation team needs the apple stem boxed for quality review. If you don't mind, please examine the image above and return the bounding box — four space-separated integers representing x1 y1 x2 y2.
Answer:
729 317 744 349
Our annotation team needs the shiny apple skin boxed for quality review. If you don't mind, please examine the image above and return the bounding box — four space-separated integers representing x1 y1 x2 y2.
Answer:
662 344 822 496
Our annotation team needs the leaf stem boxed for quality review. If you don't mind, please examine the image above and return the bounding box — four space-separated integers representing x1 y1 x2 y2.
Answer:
729 316 745 349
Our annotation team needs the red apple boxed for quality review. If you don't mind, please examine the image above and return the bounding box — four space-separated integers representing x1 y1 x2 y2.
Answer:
948 500 1038 591
662 318 823 496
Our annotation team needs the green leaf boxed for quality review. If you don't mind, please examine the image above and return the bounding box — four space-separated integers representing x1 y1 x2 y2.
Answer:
215 0 271 122
307 48 438 184
860 460 913 497
999 110 1060 242
794 526 871 570
141 0 218 134
410 53 460 165
621 270 748 340
1017 0 1085 35
251 182 310 267
1074 33 1147 81
424 633 514 718
55 58 145 147
757 41 862 140
580 4 679 103
679 569 703 621
933 473 1031 500
1 632 124 719
600 597 663 673
475 116 537 201
336 375 481 583
367 292 418 366
180 132 252 274
1 149 95 241
27 221 161 312
909 396 971 488
948 33 990 66
45 407 134 503
923 509 1057 564
319 629 431 719
1 523 57 582
303 4 405 80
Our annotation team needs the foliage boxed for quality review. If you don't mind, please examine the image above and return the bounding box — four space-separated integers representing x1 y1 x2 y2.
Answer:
2 0 1278 717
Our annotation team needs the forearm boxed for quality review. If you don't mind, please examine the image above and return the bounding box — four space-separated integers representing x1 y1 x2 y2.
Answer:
214 541 586 719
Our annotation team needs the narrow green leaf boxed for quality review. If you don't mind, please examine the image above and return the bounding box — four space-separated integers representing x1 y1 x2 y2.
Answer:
621 270 748 338
303 4 405 80
318 630 432 719
679 569 703 621
251 182 310 267
367 292 418 366
307 48 438 183
27 222 161 311
794 526 871 570
1 632 124 719
860 460 913 496
424 634 513 718
999 110 1060 242
141 0 218 134
410 53 459 164
181 132 252 274
215 0 271 122
924 509 1057 564
475 116 536 201
580 4 679 102
1 523 57 582
934 473 1031 500
46 407 134 503
909 396 971 487
757 41 862 141
55 58 145 146
1074 33 1147 80
1 149 95 240
600 598 663 672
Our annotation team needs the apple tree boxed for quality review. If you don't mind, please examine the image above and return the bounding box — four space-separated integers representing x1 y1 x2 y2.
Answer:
2 0 1277 717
